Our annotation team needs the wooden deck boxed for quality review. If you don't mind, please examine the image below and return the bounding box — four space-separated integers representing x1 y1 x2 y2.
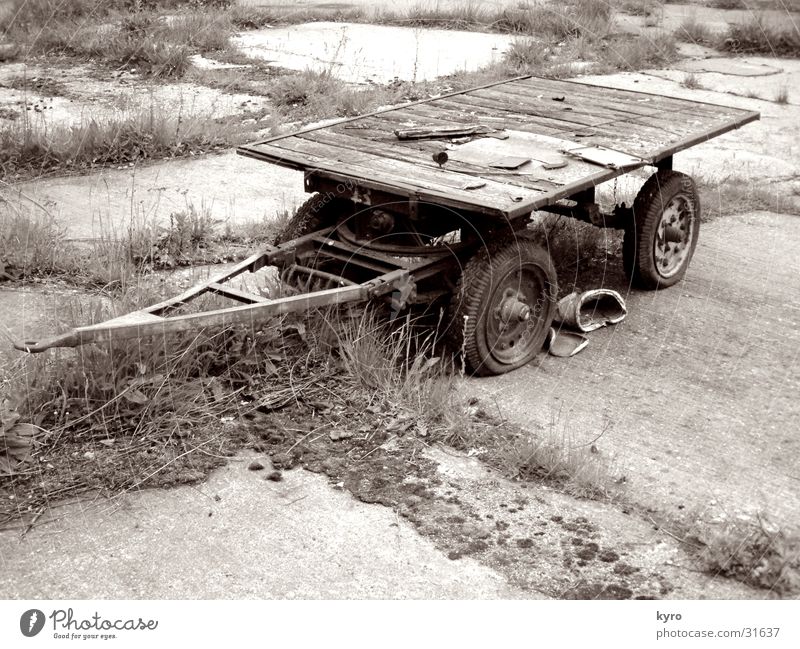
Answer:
237 75 759 220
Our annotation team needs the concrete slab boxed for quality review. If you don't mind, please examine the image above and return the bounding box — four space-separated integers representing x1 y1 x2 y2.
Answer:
232 22 512 83
464 210 800 529
9 151 306 240
0 454 524 599
678 57 783 77
457 64 800 528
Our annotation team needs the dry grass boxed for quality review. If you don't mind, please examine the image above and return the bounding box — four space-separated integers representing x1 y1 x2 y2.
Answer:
599 30 678 70
774 85 789 104
719 16 800 57
335 311 461 433
675 16 717 45
498 419 618 499
617 0 663 17
688 516 800 596
0 198 259 288
0 103 242 180
682 71 703 89
696 175 798 221
1 0 234 75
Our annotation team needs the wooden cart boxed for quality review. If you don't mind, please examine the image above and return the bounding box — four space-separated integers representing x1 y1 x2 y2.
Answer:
15 75 759 375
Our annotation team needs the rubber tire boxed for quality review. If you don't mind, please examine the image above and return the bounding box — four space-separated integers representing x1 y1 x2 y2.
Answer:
623 170 701 290
447 233 558 376
274 194 351 245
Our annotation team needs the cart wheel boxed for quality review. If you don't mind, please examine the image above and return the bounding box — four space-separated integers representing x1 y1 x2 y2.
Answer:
274 193 351 245
623 170 701 289
448 234 558 376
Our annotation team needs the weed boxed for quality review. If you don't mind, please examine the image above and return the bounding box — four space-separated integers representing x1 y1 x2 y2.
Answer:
618 1 662 18
503 38 552 72
0 198 252 288
707 0 744 8
774 85 789 104
334 310 461 435
228 4 366 30
164 11 233 53
0 103 241 180
508 0 615 40
0 208 65 280
386 2 491 30
682 71 703 89
696 175 797 221
499 425 616 499
2 0 233 76
689 516 800 595
719 17 800 57
599 30 678 70
675 17 716 45
266 69 411 120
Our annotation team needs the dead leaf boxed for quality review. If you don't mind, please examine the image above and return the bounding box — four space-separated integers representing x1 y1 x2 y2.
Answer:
386 416 413 433
261 358 278 377
123 389 149 405
0 420 37 475
0 399 20 429
329 428 354 441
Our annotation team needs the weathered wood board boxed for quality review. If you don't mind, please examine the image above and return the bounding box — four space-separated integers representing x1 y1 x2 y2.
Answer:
238 75 759 220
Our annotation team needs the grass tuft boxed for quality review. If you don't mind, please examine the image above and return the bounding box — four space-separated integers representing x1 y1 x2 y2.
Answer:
682 71 703 89
690 516 800 595
696 175 798 221
600 30 677 70
675 16 716 45
0 104 242 180
718 17 800 57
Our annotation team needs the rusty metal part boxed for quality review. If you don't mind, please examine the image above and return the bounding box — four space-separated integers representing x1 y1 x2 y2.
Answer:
545 327 589 357
654 194 697 278
554 289 627 333
395 124 493 140
12 227 437 354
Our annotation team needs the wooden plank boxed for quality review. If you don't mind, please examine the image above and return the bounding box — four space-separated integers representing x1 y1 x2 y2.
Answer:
246 74 533 148
266 136 545 204
298 128 638 208
470 87 614 127
444 92 692 143
299 129 561 193
245 140 536 214
419 98 669 155
510 77 730 119
411 98 603 137
384 104 568 138
496 80 664 118
321 124 568 192
470 85 706 137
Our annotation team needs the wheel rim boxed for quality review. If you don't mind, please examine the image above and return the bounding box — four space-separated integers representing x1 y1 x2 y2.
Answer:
485 265 551 366
653 193 696 278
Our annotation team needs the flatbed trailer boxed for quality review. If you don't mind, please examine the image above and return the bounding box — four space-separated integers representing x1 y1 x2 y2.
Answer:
15 75 760 375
